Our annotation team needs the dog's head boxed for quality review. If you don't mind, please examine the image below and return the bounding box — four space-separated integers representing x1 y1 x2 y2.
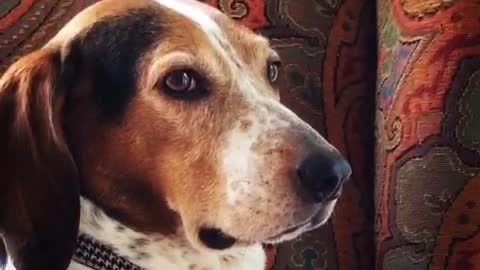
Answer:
0 0 351 268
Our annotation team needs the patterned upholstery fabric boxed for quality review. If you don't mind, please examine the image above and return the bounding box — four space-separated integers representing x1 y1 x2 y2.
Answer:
376 0 480 269
0 0 98 73
0 1 376 270
231 1 377 269
18 0 480 269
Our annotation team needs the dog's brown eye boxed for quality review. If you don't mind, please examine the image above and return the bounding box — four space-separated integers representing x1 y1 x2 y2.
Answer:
161 69 208 99
165 70 197 92
267 62 280 83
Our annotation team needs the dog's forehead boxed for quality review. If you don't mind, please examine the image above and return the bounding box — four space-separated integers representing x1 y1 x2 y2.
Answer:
155 0 228 37
48 0 266 50
157 0 271 55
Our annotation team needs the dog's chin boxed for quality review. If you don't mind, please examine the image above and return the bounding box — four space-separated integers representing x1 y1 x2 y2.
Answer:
261 205 334 244
196 202 336 251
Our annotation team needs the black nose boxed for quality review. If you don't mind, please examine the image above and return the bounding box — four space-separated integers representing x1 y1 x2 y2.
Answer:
297 151 351 202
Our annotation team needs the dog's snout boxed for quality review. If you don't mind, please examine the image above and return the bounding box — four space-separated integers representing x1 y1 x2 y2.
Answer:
296 151 352 202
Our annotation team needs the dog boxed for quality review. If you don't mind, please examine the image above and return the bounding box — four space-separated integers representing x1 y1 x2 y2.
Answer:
0 0 351 269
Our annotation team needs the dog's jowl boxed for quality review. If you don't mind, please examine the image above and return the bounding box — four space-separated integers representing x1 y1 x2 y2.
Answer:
0 0 351 269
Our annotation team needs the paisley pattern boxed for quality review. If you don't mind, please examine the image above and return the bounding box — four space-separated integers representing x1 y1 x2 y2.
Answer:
222 0 376 268
204 0 268 29
0 0 376 269
0 0 91 72
5 1 480 270
376 0 480 269
400 0 459 18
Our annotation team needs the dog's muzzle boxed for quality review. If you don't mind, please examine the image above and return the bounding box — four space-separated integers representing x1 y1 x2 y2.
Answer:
296 150 352 202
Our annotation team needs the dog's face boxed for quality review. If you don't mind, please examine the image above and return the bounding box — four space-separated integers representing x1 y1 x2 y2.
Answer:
0 0 351 265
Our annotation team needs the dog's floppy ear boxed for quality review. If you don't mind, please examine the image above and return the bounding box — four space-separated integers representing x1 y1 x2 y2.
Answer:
0 47 80 270
0 238 6 269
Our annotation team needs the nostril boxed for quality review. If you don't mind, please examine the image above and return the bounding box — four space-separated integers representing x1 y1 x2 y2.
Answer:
296 166 306 182
297 151 351 202
322 175 341 192
297 168 337 193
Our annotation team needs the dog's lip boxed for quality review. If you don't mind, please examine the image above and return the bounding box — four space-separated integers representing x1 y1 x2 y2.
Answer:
330 185 343 200
264 219 312 242
263 204 335 243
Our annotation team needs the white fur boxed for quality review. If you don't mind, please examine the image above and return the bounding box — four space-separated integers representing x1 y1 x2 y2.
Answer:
155 0 242 64
223 116 263 205
74 198 265 270
4 198 266 270
3 2 337 269
5 257 14 270
155 0 264 98
68 262 92 270
155 0 283 204
156 0 337 241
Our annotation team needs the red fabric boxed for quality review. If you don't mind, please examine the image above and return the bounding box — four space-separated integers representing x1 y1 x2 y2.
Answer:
209 0 376 269
0 0 36 31
0 0 377 269
205 0 268 30
376 0 480 269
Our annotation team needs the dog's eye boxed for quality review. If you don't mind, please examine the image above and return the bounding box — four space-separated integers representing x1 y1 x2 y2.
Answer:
161 70 207 99
164 70 197 92
267 62 280 83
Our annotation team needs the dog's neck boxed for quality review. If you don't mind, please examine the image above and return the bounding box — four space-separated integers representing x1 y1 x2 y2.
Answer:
78 198 266 270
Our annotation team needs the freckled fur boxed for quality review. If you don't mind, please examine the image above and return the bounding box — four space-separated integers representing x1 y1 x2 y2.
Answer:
0 0 344 269
76 198 265 270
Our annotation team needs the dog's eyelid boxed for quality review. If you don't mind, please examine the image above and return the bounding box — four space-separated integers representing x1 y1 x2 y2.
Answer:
267 51 281 64
148 51 195 76
156 68 210 100
269 59 282 68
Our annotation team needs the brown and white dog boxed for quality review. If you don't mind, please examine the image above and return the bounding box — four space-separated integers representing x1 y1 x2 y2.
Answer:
0 0 351 269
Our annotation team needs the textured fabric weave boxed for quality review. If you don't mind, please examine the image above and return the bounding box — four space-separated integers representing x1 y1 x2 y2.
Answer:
376 0 480 269
3 0 447 269
204 1 377 268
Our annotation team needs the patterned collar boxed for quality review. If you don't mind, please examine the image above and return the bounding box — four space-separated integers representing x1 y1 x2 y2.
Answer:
74 234 276 270
74 234 143 270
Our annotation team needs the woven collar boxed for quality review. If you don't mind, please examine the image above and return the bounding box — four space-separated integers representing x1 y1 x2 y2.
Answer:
73 234 143 270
